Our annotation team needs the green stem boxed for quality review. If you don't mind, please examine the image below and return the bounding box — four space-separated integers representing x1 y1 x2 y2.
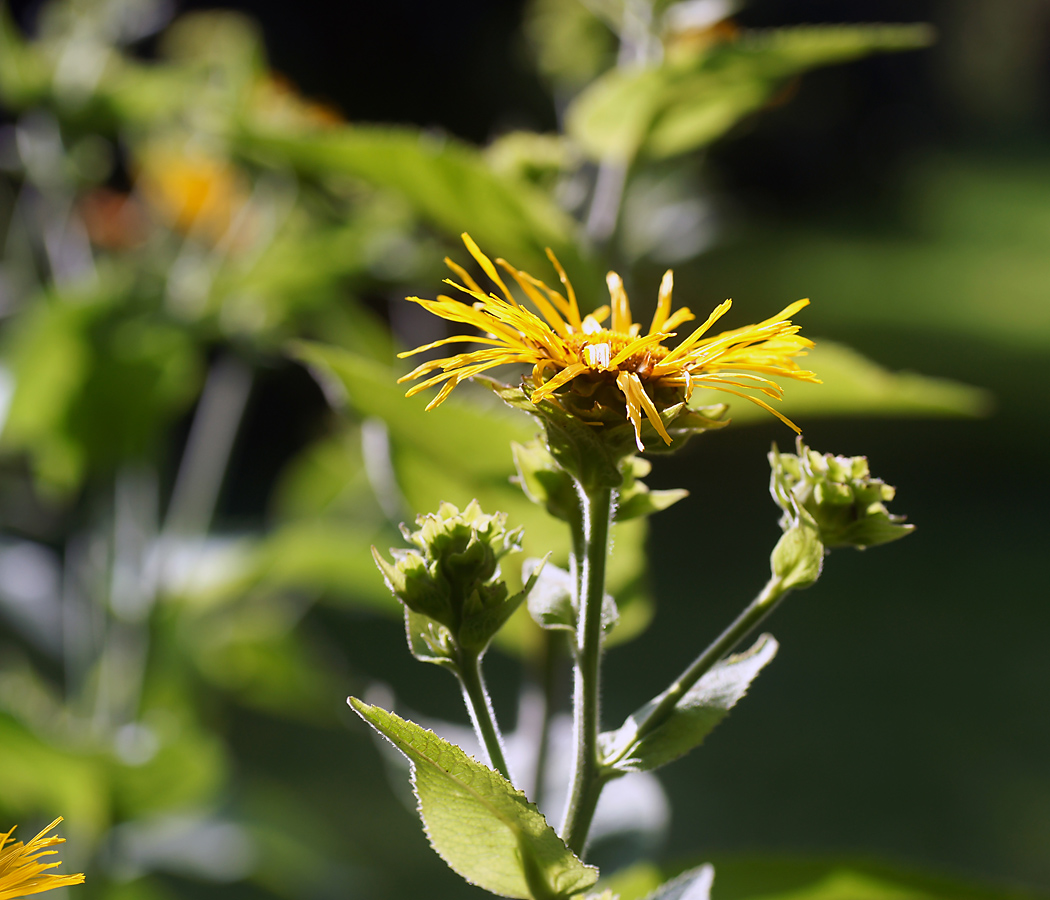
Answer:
629 575 790 748
456 649 512 783
561 484 613 855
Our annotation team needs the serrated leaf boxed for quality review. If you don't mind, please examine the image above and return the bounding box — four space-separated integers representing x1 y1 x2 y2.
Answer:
643 864 715 900
601 635 778 773
568 25 934 162
348 699 598 899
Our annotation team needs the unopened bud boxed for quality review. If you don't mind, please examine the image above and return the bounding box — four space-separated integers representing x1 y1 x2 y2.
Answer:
373 500 537 656
769 438 914 550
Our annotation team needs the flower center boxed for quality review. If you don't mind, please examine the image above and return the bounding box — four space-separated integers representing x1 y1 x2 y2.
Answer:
566 330 669 374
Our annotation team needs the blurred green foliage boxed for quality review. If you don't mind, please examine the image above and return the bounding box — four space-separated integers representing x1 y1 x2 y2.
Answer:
0 0 1039 897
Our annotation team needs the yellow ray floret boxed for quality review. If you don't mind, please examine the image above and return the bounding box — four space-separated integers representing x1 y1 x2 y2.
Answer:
0 818 85 898
399 234 820 450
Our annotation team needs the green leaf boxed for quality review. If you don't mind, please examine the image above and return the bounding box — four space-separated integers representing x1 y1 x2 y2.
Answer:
348 699 598 899
690 341 990 425
239 126 601 295
568 25 935 162
643 864 715 900
601 635 778 773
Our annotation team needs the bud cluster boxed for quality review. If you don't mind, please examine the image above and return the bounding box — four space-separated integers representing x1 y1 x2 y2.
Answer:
372 500 534 656
770 438 914 549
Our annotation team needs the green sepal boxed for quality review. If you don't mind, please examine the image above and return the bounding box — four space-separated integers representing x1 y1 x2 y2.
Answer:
641 864 714 900
600 635 778 773
404 608 458 671
348 698 598 899
616 456 689 522
511 438 581 523
459 555 548 653
483 379 727 490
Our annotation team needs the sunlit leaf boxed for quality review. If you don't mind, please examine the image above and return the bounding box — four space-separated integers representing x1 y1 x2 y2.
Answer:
349 699 598 899
239 126 601 295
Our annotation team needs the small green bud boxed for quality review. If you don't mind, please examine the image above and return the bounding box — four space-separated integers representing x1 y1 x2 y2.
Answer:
373 500 535 658
769 438 914 550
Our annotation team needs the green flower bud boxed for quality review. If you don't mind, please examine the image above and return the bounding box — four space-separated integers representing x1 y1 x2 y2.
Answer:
769 438 914 550
373 500 537 657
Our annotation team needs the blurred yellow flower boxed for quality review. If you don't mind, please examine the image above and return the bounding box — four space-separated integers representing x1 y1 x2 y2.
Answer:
399 234 819 450
135 145 250 243
0 818 84 898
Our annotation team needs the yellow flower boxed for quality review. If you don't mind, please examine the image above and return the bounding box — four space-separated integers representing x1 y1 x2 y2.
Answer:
400 234 819 451
0 818 84 898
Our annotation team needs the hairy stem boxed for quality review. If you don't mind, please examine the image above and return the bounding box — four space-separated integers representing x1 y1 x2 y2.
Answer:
630 575 790 747
456 649 512 783
561 484 613 855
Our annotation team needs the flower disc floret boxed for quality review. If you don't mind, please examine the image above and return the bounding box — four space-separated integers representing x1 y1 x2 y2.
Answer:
399 234 819 451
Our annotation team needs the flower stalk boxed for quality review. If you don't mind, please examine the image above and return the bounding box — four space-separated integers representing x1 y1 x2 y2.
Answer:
561 483 614 855
456 648 512 782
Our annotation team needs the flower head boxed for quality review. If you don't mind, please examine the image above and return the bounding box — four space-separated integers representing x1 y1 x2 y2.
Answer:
0 818 85 899
399 234 819 452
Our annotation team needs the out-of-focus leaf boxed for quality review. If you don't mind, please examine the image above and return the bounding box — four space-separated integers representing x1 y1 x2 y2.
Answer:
113 719 228 818
0 5 50 104
568 26 935 162
0 293 202 490
183 595 344 721
349 699 598 899
700 855 1047 900
689 341 990 426
174 523 398 613
0 713 109 833
600 635 777 773
293 343 533 478
239 127 600 295
643 864 715 900
524 0 617 89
